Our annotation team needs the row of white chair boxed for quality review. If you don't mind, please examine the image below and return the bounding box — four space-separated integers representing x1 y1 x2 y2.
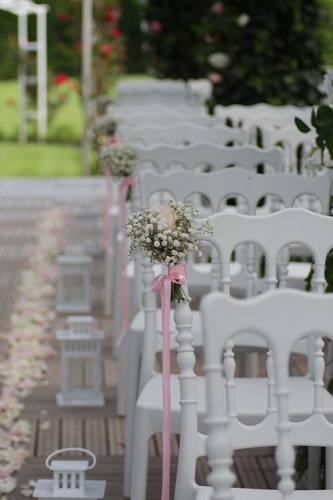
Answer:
123 171 332 500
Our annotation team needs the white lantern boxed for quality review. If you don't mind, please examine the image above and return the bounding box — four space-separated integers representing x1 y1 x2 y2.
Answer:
72 205 101 256
56 316 105 407
33 448 106 499
56 250 92 313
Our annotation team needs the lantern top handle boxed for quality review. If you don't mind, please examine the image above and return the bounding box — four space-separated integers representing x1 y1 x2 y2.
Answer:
45 448 97 470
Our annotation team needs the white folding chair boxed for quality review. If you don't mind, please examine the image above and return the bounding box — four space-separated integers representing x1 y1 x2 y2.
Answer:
118 122 248 147
178 289 333 499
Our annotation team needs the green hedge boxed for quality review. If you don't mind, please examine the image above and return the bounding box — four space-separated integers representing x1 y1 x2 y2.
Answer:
143 0 330 106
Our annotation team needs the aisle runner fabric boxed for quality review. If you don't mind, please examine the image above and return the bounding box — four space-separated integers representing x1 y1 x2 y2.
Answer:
0 208 67 495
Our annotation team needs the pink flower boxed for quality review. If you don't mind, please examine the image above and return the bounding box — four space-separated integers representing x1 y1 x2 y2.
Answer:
150 20 163 33
207 72 222 85
158 206 177 230
212 2 223 14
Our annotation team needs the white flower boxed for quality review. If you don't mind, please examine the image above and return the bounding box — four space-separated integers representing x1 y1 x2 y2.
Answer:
236 13 250 27
208 52 231 69
154 241 160 247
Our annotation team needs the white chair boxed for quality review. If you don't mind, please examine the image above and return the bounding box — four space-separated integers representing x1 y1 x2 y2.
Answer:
264 125 317 174
120 112 222 127
118 122 248 147
125 206 333 500
56 316 104 407
114 80 199 106
181 289 333 499
137 142 283 173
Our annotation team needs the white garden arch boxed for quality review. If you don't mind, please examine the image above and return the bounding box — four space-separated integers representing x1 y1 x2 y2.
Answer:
0 0 48 142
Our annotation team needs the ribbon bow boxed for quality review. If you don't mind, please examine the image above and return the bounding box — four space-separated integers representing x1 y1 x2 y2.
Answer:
116 176 138 346
151 262 186 500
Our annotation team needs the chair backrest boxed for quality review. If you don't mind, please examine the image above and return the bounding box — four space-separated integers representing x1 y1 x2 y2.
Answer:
137 142 283 173
119 122 248 147
264 125 317 173
198 208 333 295
216 104 311 129
115 79 199 105
111 107 208 120
121 113 222 127
200 290 333 498
139 168 330 216
108 103 204 116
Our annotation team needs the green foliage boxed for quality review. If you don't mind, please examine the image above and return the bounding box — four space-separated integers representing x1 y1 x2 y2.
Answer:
0 0 125 94
144 0 216 80
295 104 333 163
144 0 326 105
0 12 19 80
119 0 146 73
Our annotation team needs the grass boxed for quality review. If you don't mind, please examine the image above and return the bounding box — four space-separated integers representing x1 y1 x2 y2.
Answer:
0 142 84 176
0 79 85 176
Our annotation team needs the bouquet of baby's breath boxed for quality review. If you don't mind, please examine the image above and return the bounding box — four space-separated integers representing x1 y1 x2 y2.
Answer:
98 143 139 179
93 115 118 137
92 115 118 150
124 200 213 302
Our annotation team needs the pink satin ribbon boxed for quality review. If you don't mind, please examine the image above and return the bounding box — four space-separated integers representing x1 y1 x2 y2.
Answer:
101 169 114 255
151 263 187 500
106 134 121 145
116 176 138 346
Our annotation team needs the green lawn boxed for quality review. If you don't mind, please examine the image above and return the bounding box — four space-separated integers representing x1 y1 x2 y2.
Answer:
0 79 87 176
0 142 84 176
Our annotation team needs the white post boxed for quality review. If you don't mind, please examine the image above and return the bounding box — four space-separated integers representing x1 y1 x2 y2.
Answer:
37 7 48 141
18 12 27 142
82 0 93 176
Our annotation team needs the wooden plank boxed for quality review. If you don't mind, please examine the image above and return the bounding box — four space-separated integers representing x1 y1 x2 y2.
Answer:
84 417 108 456
107 417 125 456
61 416 84 451
36 417 60 457
234 455 268 489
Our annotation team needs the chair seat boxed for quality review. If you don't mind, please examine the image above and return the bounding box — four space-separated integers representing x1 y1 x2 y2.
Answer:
196 487 333 499
136 374 333 431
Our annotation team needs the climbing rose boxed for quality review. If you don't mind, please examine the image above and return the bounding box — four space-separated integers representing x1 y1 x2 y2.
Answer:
57 13 68 23
106 10 117 22
54 73 68 85
110 27 121 37
207 73 222 85
212 2 223 14
150 20 162 32
99 44 113 57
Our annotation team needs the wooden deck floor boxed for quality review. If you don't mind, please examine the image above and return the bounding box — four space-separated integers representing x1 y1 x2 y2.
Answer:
0 189 309 499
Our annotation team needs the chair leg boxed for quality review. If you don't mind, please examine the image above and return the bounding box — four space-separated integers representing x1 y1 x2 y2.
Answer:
123 331 142 496
117 330 129 417
129 409 154 500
